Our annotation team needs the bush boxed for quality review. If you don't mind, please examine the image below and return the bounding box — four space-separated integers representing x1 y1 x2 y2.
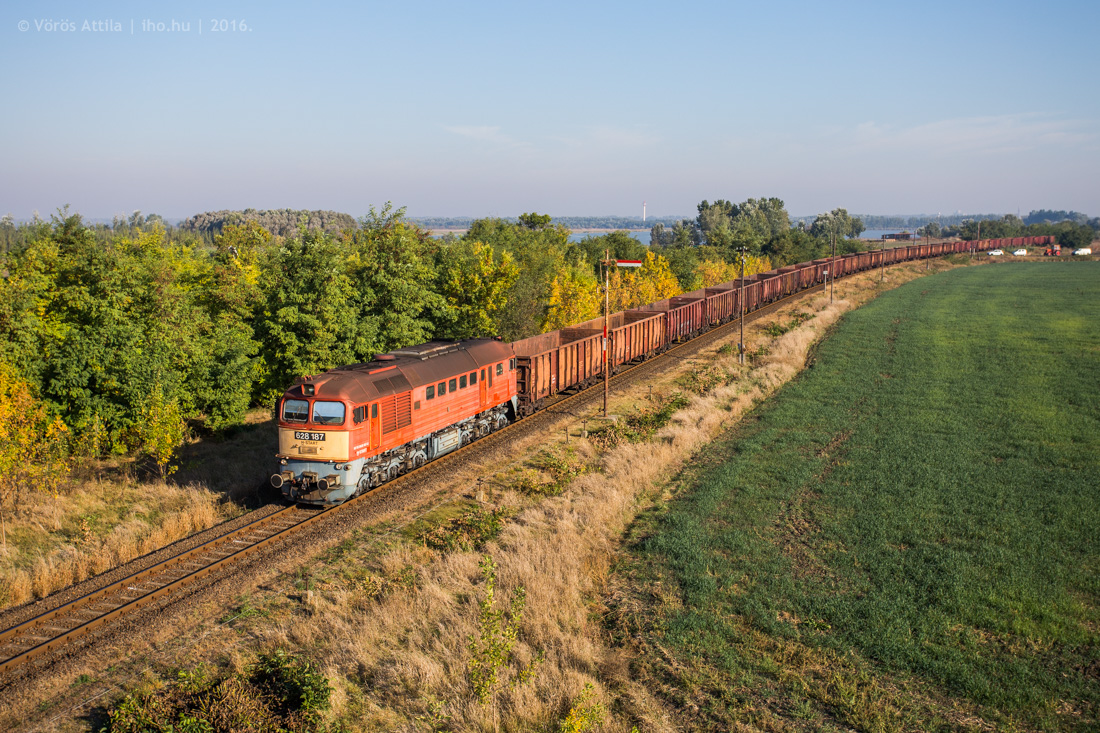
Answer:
102 650 333 733
589 393 690 449
417 507 508 553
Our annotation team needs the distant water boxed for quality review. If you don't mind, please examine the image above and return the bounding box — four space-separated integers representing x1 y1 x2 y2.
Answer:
439 228 915 245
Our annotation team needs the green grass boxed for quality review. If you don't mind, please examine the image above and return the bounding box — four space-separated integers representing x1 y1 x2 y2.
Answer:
617 263 1100 731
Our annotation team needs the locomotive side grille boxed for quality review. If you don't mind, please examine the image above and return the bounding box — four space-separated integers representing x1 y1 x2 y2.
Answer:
396 392 412 429
381 396 397 434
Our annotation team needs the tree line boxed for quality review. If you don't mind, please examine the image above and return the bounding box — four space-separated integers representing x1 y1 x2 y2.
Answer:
918 214 1097 248
13 195 1090 481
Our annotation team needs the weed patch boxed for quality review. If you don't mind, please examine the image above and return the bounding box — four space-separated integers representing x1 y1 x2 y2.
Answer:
102 649 335 732
589 393 690 449
520 447 593 496
678 363 737 395
416 507 509 553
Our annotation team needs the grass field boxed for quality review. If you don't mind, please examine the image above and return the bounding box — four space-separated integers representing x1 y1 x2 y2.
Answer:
615 263 1100 731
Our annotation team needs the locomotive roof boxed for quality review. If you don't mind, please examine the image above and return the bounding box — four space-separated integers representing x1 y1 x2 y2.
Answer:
284 338 512 404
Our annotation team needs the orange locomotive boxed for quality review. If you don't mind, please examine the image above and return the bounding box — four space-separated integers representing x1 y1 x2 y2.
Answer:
272 338 517 505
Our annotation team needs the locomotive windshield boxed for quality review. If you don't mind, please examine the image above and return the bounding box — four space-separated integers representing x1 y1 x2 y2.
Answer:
312 400 346 425
282 399 308 422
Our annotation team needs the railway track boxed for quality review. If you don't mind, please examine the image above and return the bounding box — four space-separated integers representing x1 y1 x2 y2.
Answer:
0 505 331 675
0 281 826 679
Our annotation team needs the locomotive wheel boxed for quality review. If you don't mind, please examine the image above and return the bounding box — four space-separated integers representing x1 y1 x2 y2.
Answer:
412 454 426 469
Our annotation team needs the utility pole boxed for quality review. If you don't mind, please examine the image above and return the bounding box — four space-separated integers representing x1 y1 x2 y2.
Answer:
737 246 748 364
830 230 836 304
603 249 610 418
880 241 885 282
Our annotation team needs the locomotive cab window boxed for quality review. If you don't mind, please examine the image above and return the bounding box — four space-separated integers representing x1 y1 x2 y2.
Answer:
371 404 378 419
496 363 504 376
283 399 308 423
449 378 457 392
438 381 446 395
470 371 477 384
426 385 435 399
353 406 365 424
509 358 515 370
459 375 467 389
312 400 345 425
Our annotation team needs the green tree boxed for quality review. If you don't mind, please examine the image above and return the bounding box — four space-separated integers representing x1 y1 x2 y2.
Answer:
517 212 552 230
191 222 268 430
464 217 573 340
573 231 647 279
255 229 358 404
345 203 446 357
919 221 942 238
810 208 865 241
434 240 518 339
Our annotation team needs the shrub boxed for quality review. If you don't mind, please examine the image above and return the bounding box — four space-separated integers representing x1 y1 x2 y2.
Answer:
589 393 690 450
102 649 334 732
468 556 530 704
417 507 507 553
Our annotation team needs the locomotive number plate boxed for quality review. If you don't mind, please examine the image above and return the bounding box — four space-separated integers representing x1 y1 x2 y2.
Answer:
294 431 326 441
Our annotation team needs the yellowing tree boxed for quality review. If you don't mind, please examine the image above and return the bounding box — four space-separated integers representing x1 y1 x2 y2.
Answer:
611 251 681 310
436 241 519 339
694 259 740 287
134 381 189 478
695 255 772 285
0 362 70 549
543 266 601 331
745 254 772 277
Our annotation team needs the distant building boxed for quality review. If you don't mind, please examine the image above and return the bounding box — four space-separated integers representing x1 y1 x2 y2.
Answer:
882 231 914 241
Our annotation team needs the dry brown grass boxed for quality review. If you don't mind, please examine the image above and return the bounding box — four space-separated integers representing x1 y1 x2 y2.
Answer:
0 480 230 609
0 410 276 611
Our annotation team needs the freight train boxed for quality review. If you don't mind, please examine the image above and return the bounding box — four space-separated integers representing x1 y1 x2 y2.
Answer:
272 235 1055 505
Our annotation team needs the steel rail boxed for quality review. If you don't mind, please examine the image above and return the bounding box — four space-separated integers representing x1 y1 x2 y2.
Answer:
0 505 325 674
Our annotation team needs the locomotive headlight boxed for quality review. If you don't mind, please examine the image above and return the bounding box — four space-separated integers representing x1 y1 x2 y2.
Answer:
304 384 315 396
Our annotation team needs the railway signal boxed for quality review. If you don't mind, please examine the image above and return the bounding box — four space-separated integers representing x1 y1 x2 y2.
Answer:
601 254 642 417
736 246 748 364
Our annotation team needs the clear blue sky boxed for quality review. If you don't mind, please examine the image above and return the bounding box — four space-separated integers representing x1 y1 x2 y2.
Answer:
2 0 1097 220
